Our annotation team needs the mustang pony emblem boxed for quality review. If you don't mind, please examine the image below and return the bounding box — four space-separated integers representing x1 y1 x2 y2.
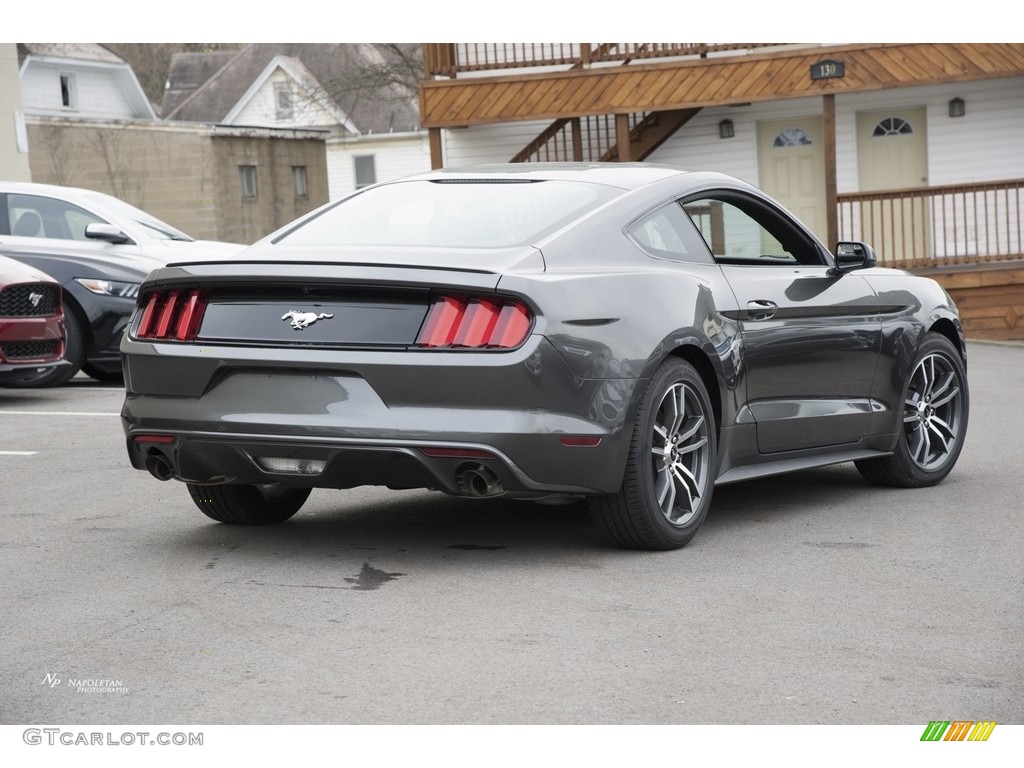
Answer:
282 310 334 330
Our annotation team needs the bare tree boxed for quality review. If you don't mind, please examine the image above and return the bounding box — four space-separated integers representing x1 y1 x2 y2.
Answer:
33 122 78 186
102 43 243 105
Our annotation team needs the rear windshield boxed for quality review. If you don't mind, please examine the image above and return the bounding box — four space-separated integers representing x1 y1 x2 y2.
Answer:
274 179 621 248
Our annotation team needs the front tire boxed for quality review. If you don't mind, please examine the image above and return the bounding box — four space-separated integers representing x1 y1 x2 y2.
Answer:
81 363 124 384
856 333 968 487
588 358 717 550
187 483 311 525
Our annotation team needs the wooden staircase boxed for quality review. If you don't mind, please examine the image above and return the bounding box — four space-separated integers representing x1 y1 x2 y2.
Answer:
600 108 701 161
510 108 700 164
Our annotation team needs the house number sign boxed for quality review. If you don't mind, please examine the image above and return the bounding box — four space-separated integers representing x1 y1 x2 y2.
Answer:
811 60 845 80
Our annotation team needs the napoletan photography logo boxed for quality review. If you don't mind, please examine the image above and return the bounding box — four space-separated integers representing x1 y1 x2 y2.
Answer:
920 720 997 741
42 672 128 694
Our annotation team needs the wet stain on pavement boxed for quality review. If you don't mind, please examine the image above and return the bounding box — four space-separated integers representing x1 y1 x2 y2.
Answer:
343 562 405 591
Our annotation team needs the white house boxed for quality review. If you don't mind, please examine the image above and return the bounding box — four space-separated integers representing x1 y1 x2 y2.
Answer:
17 43 156 121
162 44 430 200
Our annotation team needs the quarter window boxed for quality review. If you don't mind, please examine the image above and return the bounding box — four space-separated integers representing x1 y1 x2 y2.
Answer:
627 203 714 264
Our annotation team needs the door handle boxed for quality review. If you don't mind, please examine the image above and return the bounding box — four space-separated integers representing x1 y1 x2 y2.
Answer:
746 300 778 321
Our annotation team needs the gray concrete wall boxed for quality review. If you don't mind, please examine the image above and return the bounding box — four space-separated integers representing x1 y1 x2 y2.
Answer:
26 118 328 245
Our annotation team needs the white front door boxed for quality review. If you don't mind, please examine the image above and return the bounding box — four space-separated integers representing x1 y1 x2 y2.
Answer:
856 107 929 263
757 117 827 243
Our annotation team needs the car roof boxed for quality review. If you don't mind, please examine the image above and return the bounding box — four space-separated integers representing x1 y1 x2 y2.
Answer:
398 162 695 191
0 180 114 203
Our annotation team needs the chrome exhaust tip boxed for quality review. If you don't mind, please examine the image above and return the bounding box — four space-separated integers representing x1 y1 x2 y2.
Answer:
456 464 504 497
145 454 173 481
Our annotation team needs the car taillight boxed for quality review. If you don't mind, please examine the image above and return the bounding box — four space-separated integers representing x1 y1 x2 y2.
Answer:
135 289 207 341
415 295 533 349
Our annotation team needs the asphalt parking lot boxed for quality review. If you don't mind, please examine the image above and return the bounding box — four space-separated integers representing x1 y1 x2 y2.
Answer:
1 341 1022 725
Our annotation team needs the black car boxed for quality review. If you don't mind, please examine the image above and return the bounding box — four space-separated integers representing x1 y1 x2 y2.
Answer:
120 164 969 550
0 243 153 386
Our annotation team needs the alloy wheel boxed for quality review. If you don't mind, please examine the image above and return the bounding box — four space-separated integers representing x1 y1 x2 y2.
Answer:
902 352 965 471
651 381 711 526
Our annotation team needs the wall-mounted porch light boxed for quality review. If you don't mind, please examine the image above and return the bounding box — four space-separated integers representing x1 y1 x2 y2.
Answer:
718 119 735 139
948 97 966 118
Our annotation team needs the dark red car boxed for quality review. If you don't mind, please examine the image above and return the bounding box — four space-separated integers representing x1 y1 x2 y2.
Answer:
0 255 66 384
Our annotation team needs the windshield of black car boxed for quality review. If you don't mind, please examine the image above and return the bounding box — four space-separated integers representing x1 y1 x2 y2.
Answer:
274 179 621 248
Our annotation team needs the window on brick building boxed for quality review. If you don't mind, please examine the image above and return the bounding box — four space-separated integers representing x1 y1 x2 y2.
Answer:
239 166 258 199
292 166 308 199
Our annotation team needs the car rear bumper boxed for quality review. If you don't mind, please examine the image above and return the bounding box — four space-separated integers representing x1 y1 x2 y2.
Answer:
120 336 641 496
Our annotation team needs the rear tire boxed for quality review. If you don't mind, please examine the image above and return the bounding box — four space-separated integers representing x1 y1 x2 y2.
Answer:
856 333 968 487
187 483 311 525
588 358 717 550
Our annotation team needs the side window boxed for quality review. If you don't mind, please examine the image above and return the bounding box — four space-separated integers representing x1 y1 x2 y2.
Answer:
681 194 821 266
8 194 106 241
627 202 714 264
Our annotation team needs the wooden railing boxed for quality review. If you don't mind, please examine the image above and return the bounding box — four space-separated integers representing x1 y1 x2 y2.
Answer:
424 43 785 78
511 113 646 163
837 179 1024 268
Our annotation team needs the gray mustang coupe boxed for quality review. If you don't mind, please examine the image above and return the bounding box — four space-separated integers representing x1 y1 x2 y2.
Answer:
120 164 968 550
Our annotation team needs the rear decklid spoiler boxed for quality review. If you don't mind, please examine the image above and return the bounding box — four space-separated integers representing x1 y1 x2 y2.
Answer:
167 243 546 278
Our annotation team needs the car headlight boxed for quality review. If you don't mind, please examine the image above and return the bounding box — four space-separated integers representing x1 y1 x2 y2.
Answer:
74 278 140 298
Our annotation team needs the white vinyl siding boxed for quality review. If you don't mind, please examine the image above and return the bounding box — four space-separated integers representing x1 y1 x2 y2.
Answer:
440 119 556 168
20 63 137 119
230 71 338 129
326 134 430 199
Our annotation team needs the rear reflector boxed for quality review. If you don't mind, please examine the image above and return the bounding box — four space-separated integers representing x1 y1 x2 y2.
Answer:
132 434 176 444
136 289 207 341
416 295 533 349
559 436 602 447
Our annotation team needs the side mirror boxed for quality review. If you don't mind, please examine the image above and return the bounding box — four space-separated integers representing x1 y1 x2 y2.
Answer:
831 241 877 274
85 223 132 244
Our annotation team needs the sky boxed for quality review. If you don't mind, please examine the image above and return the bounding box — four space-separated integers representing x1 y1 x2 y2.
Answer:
9 2 1016 44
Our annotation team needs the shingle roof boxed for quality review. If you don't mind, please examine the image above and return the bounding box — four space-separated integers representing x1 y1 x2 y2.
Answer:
163 43 420 134
161 51 239 117
18 43 124 66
